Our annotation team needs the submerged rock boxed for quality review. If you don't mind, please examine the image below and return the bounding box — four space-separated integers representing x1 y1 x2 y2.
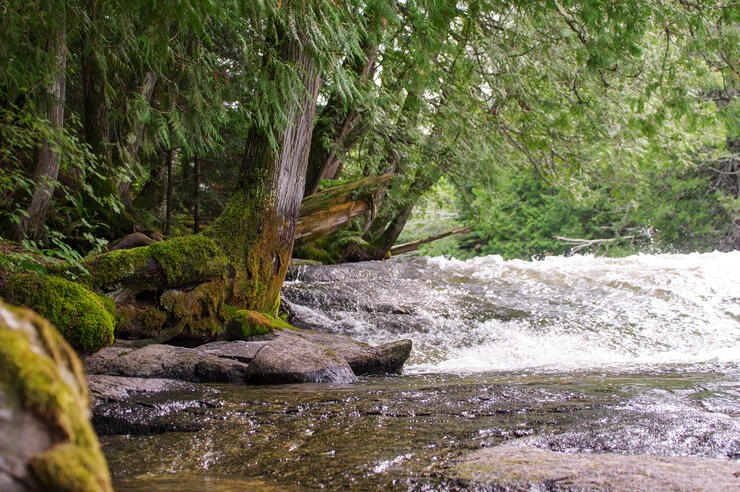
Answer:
85 344 249 383
246 332 358 384
455 446 740 491
87 375 200 401
0 301 112 492
87 375 215 436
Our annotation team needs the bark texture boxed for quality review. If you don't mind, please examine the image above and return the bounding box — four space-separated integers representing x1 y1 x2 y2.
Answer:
16 22 67 241
205 37 320 313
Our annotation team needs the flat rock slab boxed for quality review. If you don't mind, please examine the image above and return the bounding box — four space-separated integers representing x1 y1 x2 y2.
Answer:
246 332 357 384
87 374 201 402
85 344 249 383
455 446 740 491
194 340 269 363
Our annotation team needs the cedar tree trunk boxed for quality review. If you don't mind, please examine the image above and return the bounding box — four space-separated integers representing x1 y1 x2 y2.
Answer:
205 37 320 313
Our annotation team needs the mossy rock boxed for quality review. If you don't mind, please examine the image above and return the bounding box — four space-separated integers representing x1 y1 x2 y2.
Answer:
0 301 112 491
224 308 296 339
159 279 226 342
115 305 168 339
1 274 115 353
84 235 229 291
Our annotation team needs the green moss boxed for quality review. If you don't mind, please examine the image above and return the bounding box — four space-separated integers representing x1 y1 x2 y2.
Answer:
225 309 298 339
204 190 289 313
83 245 151 289
292 244 334 264
139 307 168 332
84 235 228 290
31 442 112 492
0 302 112 491
149 236 228 286
159 279 225 341
2 274 115 353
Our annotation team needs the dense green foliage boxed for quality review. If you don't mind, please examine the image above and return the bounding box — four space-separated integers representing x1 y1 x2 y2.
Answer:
0 0 737 266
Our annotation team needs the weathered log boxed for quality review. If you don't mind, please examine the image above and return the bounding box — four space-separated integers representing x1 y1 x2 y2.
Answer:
389 226 473 255
295 174 392 244
554 235 636 254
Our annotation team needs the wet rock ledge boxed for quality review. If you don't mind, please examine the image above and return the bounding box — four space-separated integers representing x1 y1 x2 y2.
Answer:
84 329 411 434
455 446 740 491
85 329 412 385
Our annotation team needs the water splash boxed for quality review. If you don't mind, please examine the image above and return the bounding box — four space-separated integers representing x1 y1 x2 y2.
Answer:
283 251 740 374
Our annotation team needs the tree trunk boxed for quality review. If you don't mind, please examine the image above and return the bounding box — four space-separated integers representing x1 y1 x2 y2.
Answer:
193 154 200 234
295 174 392 244
16 19 67 241
205 37 320 314
117 71 157 211
304 38 380 196
389 226 473 255
81 0 109 162
164 147 175 235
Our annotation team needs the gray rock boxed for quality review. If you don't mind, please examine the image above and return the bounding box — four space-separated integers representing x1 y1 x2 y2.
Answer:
85 344 249 383
246 332 358 384
296 330 412 375
455 446 740 491
87 375 216 436
194 340 268 363
87 375 200 402
346 339 412 375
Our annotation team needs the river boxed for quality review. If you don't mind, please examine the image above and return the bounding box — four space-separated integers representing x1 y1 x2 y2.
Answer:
103 252 740 490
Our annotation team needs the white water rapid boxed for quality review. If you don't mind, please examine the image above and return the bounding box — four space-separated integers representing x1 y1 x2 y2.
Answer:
283 251 740 374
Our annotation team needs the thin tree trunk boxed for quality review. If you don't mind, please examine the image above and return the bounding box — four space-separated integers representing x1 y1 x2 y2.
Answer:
193 154 200 234
117 71 157 211
164 147 174 235
82 0 109 161
304 37 381 196
16 19 67 241
390 226 473 255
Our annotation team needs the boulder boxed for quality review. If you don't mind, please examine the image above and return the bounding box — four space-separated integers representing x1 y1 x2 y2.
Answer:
0 301 112 492
296 330 412 375
245 332 357 384
455 446 740 491
85 344 249 383
1 273 115 353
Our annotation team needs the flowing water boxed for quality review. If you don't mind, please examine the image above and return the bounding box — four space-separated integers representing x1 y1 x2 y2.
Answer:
104 252 740 490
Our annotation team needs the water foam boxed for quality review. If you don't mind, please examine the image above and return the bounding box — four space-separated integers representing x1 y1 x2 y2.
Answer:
283 251 740 374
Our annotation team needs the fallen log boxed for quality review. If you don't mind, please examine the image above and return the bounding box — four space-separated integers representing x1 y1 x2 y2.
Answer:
554 235 636 254
390 225 473 255
295 174 392 244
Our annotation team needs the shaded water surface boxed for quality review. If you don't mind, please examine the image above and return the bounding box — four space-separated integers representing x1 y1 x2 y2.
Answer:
105 252 740 490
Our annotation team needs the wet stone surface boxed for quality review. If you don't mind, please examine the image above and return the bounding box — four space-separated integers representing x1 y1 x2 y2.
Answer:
101 370 740 491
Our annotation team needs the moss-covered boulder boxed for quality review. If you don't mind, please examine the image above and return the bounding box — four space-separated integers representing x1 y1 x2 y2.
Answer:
1 274 115 353
84 235 228 292
223 308 294 339
0 301 112 492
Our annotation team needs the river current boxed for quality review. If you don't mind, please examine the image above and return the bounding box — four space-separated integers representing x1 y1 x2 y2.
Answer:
104 252 740 490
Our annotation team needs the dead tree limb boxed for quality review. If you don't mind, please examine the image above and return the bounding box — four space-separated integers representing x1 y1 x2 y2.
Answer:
390 226 473 255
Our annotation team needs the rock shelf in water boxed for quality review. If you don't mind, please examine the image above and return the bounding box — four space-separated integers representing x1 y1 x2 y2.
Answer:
85 329 411 385
84 329 411 436
455 446 740 491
